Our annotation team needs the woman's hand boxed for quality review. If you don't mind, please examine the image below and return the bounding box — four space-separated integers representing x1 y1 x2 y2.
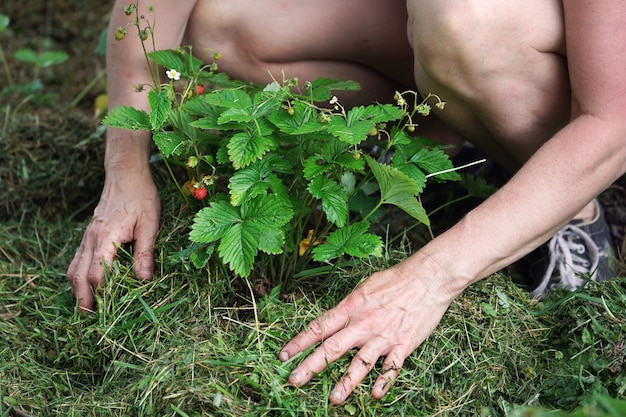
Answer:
279 256 458 404
66 168 160 311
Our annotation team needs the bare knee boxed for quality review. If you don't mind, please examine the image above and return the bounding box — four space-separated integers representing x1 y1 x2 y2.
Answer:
407 0 570 165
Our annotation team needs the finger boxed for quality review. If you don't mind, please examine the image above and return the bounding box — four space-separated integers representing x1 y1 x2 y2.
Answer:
329 345 381 405
371 350 406 400
67 235 97 312
279 308 350 363
90 233 121 286
69 266 96 312
132 221 158 280
288 326 359 388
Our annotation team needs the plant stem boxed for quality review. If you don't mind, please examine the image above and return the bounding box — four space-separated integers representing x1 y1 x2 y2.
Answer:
69 68 106 108
0 46 13 86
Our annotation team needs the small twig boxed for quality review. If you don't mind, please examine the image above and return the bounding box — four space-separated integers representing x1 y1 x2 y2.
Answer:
244 278 263 358
425 158 487 179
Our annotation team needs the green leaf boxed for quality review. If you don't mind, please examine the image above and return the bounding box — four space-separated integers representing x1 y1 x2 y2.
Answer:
102 106 151 130
334 152 365 172
227 131 278 169
95 28 107 56
148 49 203 76
168 107 197 141
148 89 171 130
481 302 498 318
190 114 237 131
258 228 285 255
389 125 412 146
348 190 384 221
218 107 254 124
366 155 429 226
312 221 382 262
350 104 403 125
327 116 373 145
196 70 240 88
183 95 216 116
327 104 403 145
37 50 68 67
14 49 38 64
191 244 215 268
252 85 288 117
308 176 348 227
461 174 498 198
152 130 183 157
242 194 293 233
268 100 326 135
302 140 358 180
205 89 252 109
0 15 10 32
410 147 460 182
305 78 361 103
223 194 293 276
228 161 280 206
393 162 427 193
15 49 68 67
190 194 292 277
303 155 333 180
189 200 242 244
218 222 259 277
341 172 356 193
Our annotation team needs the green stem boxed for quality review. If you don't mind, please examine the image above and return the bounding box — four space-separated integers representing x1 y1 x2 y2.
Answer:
0 46 13 86
69 68 106 108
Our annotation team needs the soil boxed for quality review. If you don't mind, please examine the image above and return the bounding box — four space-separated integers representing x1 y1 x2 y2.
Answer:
1 1 625 258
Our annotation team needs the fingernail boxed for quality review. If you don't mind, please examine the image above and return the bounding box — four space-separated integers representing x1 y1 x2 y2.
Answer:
278 351 289 361
330 391 343 403
290 372 302 386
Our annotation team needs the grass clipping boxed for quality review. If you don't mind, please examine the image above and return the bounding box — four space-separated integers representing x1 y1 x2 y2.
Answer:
1 210 625 416
0 108 105 221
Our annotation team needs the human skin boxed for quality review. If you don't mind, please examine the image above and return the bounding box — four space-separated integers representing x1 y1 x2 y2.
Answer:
66 0 417 310
279 0 626 405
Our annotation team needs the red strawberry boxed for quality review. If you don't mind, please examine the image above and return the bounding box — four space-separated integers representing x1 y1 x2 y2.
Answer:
196 85 206 95
193 186 207 200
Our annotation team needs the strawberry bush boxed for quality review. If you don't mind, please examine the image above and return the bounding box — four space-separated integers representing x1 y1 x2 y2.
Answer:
103 3 460 283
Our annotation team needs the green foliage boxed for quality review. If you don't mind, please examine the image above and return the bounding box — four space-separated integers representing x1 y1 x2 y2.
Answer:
0 14 69 103
13 49 68 68
0 14 9 32
102 3 459 283
103 44 458 282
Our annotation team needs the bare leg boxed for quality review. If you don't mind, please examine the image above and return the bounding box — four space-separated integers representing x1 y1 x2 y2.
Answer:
407 0 596 221
186 0 416 107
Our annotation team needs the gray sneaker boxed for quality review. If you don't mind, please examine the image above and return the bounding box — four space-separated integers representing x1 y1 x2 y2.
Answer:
530 199 618 298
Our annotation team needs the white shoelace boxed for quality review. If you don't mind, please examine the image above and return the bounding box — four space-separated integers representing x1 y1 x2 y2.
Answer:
530 223 600 299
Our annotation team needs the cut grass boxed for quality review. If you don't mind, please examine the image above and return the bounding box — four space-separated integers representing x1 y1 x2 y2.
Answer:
1 193 625 416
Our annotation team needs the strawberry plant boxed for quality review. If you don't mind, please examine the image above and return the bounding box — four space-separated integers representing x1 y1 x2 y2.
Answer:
103 2 460 284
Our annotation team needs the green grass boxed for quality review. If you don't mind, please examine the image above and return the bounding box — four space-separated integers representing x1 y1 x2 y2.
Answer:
1 185 625 416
